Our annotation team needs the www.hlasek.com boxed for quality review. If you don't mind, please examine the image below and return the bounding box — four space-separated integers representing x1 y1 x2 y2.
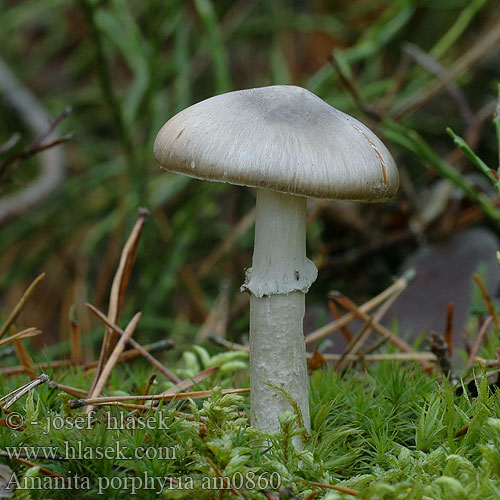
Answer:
5 471 282 495
4 440 178 461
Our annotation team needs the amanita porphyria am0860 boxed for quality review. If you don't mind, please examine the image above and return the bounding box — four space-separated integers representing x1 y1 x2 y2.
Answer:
154 85 399 438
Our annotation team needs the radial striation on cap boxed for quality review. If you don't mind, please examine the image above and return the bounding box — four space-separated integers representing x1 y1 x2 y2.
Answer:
154 85 399 201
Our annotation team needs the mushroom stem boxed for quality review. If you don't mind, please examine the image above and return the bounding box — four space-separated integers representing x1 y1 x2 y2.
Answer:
243 188 317 438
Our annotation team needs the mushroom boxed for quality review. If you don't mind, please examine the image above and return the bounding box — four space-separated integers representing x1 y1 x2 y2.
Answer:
154 85 398 438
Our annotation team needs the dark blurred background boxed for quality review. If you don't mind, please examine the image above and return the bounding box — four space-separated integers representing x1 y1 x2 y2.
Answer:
1 0 500 360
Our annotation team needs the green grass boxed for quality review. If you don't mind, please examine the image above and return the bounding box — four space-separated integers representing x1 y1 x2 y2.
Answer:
2 356 500 498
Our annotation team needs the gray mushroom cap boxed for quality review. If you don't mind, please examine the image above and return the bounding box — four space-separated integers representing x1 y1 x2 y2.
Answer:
154 85 398 201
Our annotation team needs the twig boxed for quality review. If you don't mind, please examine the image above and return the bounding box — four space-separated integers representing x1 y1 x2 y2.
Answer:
88 209 149 399
353 290 406 365
84 312 142 413
475 356 499 367
0 417 25 431
48 382 87 398
359 335 397 358
210 336 435 362
69 387 250 409
0 374 49 410
9 325 36 379
0 327 40 348
304 492 319 500
99 401 153 411
308 481 359 496
0 273 45 340
358 285 403 343
24 106 71 154
0 360 83 376
466 316 493 369
85 338 173 369
329 283 405 370
5 455 69 482
305 268 416 345
330 292 433 371
1 134 72 173
162 366 220 396
143 373 157 396
144 366 220 409
208 336 249 352
322 352 436 362
86 303 180 383
310 480 433 500
0 339 173 376
334 317 373 371
473 274 499 331
330 292 420 358
0 57 66 224
327 297 352 342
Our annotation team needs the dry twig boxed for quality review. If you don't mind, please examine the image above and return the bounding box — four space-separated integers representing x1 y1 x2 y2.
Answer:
0 273 45 340
467 316 493 369
9 325 36 379
0 339 173 376
473 274 499 331
305 269 415 345
327 296 353 342
330 292 429 369
0 327 40 348
88 208 149 400
86 303 180 383
84 313 142 414
0 374 49 410
70 387 250 409
143 373 157 396
48 382 87 398
69 306 82 362
144 366 220 409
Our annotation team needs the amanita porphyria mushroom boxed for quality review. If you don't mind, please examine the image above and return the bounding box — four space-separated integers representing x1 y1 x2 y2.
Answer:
154 85 399 439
